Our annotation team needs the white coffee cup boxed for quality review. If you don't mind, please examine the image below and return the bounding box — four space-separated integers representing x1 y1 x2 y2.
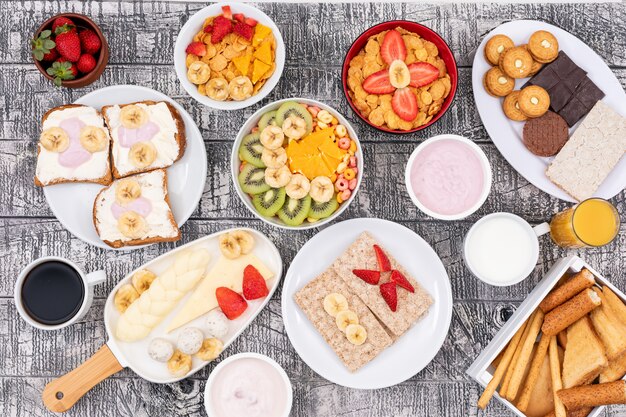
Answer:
14 256 106 331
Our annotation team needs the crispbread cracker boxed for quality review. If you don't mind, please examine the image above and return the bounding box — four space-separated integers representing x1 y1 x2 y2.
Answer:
331 232 432 336
294 270 393 372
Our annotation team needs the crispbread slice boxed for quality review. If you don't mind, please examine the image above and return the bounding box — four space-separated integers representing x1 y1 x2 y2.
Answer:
562 316 608 388
331 232 432 337
294 270 393 372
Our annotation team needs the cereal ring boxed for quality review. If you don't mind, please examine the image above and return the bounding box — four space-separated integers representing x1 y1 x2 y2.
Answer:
484 34 515 66
527 30 559 64
518 86 550 118
483 67 514 97
499 47 533 79
502 91 528 122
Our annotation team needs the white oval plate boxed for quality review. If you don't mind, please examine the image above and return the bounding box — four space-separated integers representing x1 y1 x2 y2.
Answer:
472 20 626 202
281 218 453 389
43 85 207 250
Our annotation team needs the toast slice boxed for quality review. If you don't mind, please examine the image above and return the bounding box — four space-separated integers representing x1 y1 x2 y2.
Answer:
102 101 186 179
93 169 180 248
35 104 112 186
562 316 608 388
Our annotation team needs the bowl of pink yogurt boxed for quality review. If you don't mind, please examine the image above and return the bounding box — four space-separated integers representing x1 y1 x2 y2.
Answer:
405 134 492 220
204 352 293 417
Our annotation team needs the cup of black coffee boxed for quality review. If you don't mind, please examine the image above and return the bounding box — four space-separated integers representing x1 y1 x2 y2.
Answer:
14 257 105 330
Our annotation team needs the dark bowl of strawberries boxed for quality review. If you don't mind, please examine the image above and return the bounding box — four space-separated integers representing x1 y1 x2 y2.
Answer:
32 13 109 88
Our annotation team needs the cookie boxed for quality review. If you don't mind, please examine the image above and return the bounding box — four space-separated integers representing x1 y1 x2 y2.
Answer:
522 111 569 156
529 59 543 76
528 30 559 64
484 34 515 66
518 85 551 118
500 46 534 79
503 91 528 122
483 67 515 97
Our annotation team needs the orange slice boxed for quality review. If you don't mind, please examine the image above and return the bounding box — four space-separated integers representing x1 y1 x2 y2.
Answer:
285 128 347 180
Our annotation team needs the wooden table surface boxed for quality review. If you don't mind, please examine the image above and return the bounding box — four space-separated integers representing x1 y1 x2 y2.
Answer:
1 1 625 416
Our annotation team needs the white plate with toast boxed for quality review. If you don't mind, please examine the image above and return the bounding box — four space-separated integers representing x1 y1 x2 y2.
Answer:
472 20 626 202
42 85 207 250
281 218 453 389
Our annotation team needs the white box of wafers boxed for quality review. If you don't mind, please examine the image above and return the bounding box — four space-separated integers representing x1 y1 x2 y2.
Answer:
467 255 626 417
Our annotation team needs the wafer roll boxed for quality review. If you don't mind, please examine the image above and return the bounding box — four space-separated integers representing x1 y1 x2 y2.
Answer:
517 333 550 412
549 336 567 417
506 309 545 401
542 289 601 336
540 269 596 313
602 286 626 327
558 380 626 410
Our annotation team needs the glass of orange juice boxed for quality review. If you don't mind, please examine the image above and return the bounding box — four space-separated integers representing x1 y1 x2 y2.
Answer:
548 198 620 248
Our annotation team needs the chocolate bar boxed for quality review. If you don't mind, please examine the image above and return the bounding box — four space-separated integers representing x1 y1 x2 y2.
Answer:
560 77 605 127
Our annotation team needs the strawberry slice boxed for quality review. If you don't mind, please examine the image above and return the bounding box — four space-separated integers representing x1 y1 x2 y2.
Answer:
380 282 398 312
244 17 258 27
216 287 248 320
242 265 269 300
352 269 380 285
392 88 418 122
362 69 395 94
380 30 407 65
203 25 213 33
373 245 391 272
390 270 415 293
408 62 439 88
221 5 232 20
234 13 245 23
185 41 206 56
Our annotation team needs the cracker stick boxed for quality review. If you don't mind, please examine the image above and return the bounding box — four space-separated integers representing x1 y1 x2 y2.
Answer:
542 289 601 336
600 350 626 383
602 286 626 327
477 320 528 409
506 309 545 401
590 304 626 359
558 380 626 410
549 336 567 417
501 314 534 396
539 269 596 313
517 333 550 412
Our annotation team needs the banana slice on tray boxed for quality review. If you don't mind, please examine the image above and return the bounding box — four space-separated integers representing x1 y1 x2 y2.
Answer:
265 165 292 188
309 176 334 203
206 78 229 101
260 126 284 150
117 211 148 239
336 310 359 331
345 323 368 346
323 293 349 317
129 142 157 168
285 174 310 199
187 61 211 85
114 283 140 313
261 147 287 169
40 127 70 152
229 230 254 255
167 349 192 377
228 76 253 101
120 105 148 129
389 60 411 89
282 115 307 140
219 233 241 259
131 269 157 294
115 179 141 205
79 126 108 152
196 338 224 361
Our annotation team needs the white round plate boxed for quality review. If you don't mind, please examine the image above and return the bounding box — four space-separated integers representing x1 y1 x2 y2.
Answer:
43 85 207 250
472 20 626 202
281 218 453 389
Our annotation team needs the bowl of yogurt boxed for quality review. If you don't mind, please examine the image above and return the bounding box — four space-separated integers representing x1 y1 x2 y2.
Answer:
204 352 293 417
405 134 492 220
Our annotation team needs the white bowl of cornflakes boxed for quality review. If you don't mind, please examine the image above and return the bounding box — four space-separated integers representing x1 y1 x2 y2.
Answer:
174 3 285 110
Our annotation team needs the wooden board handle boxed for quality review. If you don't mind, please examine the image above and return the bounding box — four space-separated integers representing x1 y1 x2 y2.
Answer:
42 344 123 412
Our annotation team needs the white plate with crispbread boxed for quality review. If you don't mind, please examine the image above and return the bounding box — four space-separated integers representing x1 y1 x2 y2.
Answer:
281 218 452 389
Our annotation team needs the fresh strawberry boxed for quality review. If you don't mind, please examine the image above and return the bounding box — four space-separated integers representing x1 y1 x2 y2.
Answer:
216 287 248 320
31 30 56 61
234 13 245 23
408 62 439 88
78 29 101 55
203 25 213 33
51 17 75 34
392 88 418 122
244 17 258 27
380 29 407 65
55 27 81 62
211 15 233 44
233 22 253 41
373 244 391 272
242 265 269 300
185 41 206 56
352 269 380 285
390 270 415 293
46 58 77 87
221 5 232 20
380 282 398 312
362 69 395 94
42 48 59 62
76 54 96 73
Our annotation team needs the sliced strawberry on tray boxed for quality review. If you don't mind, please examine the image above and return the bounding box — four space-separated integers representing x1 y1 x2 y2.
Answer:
221 5 233 20
185 41 206 56
216 287 248 320
390 270 415 293
212 15 233 44
373 244 391 272
362 69 395 94
408 62 439 88
352 269 380 285
380 29 407 65
242 265 269 300
380 282 398 312
244 17 258 27
234 22 254 41
234 13 245 23
392 88 418 122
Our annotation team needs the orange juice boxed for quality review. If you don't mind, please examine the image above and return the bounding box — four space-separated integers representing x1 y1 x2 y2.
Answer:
549 199 620 248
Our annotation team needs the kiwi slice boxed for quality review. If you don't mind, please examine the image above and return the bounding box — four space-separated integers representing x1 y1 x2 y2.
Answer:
253 187 286 217
258 110 278 131
238 132 265 168
274 101 313 137
238 164 270 195
308 197 339 220
278 195 311 227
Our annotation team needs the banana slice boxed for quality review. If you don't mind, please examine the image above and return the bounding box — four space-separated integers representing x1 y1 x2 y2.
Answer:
345 324 368 345
120 105 148 129
117 211 148 239
196 338 224 361
187 61 211 85
336 310 359 332
228 76 253 101
389 60 411 89
114 283 140 313
206 78 229 101
264 165 292 188
323 293 349 317
229 230 254 254
309 176 334 203
79 126 108 153
219 233 241 259
115 179 142 205
131 269 157 294
282 115 307 140
261 146 287 169
128 142 157 168
285 173 310 199
40 127 70 153
260 126 284 150
167 349 192 377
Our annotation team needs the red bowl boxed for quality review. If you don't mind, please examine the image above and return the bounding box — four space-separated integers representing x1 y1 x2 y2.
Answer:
342 20 458 134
